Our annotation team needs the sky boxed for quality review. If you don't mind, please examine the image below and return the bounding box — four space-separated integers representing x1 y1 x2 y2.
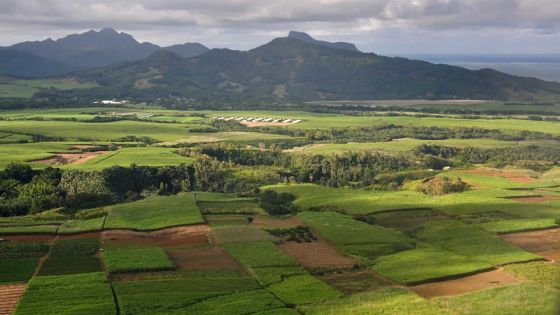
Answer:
1 0 560 54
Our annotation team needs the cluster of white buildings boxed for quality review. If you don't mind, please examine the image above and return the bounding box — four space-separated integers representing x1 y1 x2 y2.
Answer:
211 116 302 124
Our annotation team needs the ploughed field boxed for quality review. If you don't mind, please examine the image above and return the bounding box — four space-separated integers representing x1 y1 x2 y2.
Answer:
0 107 559 314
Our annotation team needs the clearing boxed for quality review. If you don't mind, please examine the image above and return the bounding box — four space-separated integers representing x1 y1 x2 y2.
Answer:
278 239 356 269
501 228 560 262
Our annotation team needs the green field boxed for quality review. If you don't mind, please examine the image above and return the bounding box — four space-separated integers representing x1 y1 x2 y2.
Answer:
416 220 542 265
104 193 203 230
101 246 175 274
0 79 98 99
371 247 492 284
14 272 117 315
0 258 39 284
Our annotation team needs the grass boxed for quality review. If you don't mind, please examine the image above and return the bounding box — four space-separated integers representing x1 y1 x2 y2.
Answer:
211 226 275 244
0 258 39 284
57 217 105 234
101 246 175 274
298 211 413 261
476 218 558 234
197 200 264 214
0 241 49 259
289 138 529 155
250 266 308 286
434 282 559 315
183 289 285 314
113 274 260 314
38 256 100 276
300 287 446 315
416 220 542 265
76 147 193 170
0 78 97 99
503 262 560 290
223 241 298 268
14 272 117 315
268 274 343 305
49 238 99 256
370 247 493 284
104 193 203 230
0 224 59 235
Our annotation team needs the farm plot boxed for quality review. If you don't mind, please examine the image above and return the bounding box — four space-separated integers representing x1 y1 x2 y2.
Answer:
268 274 343 305
503 261 560 290
76 147 192 170
14 272 117 315
223 241 299 268
57 217 105 234
0 259 39 284
371 247 493 285
0 284 26 315
501 228 560 261
416 220 541 265
38 238 100 275
211 226 275 244
318 270 390 294
300 287 445 315
433 282 559 315
267 184 431 215
298 211 414 262
101 246 175 274
101 224 210 248
167 244 242 271
409 269 518 298
476 218 558 234
278 239 357 269
113 272 261 314
183 289 285 315
104 193 203 230
370 208 448 232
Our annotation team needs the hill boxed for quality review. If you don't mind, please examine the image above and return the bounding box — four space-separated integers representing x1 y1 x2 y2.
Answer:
71 34 560 103
0 50 76 78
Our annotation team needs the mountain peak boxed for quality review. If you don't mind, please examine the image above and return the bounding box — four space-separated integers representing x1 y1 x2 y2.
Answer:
287 31 360 52
99 27 118 34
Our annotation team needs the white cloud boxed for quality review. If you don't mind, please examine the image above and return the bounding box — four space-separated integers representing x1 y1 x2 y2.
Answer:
0 0 559 53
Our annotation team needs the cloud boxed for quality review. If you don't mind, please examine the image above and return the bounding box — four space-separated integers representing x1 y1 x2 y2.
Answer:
0 0 559 53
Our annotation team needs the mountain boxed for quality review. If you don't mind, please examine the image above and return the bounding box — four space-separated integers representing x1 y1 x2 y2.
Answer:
288 31 360 52
70 35 560 103
1 28 209 77
0 50 76 77
163 43 211 59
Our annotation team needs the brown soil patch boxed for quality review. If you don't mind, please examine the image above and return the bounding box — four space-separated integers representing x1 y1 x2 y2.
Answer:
102 225 210 248
167 246 242 270
0 284 26 315
537 250 560 262
462 168 536 183
279 240 356 269
0 234 55 242
410 269 519 298
241 121 294 127
501 228 560 261
34 151 108 166
57 232 101 240
509 195 560 203
319 270 389 294
251 216 305 228
71 145 101 150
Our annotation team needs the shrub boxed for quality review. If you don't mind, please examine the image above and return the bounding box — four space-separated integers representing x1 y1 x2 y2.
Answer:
416 176 469 196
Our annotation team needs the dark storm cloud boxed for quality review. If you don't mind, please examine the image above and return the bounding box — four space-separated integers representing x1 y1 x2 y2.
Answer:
1 0 559 53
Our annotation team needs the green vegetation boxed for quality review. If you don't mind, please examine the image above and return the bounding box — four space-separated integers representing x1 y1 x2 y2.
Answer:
101 246 175 274
503 262 560 289
476 218 558 233
104 193 203 230
223 241 298 268
58 217 105 234
113 273 260 314
77 147 192 170
212 226 274 244
0 241 49 259
184 289 285 314
268 274 342 305
14 272 117 315
371 247 492 284
39 238 100 275
0 258 39 283
299 211 413 261
416 220 542 265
